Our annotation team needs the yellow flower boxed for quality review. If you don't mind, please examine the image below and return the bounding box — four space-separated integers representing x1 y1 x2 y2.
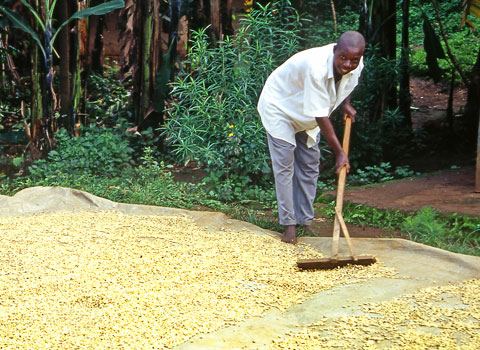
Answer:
228 133 234 137
229 124 234 128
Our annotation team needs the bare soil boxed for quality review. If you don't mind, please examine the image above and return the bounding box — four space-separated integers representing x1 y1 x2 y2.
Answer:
344 167 479 217
409 77 467 130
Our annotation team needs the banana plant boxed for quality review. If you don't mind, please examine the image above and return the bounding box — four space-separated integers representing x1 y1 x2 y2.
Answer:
0 0 125 153
0 0 124 68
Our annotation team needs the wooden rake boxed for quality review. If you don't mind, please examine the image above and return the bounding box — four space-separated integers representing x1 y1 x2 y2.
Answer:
297 117 376 270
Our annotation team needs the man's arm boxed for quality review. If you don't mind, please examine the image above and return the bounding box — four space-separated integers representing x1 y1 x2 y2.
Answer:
316 116 349 175
341 95 357 122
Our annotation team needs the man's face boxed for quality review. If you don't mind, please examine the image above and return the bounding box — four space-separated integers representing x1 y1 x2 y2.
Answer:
333 45 364 76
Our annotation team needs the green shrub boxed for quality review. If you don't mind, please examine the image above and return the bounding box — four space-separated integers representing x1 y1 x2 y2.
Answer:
348 162 419 186
162 0 302 182
341 107 417 170
28 122 134 180
86 60 132 125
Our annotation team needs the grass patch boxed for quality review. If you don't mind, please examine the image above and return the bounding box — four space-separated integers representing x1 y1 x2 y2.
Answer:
316 196 408 232
402 207 480 256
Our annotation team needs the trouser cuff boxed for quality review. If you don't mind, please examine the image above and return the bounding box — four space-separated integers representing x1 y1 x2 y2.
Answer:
297 221 312 226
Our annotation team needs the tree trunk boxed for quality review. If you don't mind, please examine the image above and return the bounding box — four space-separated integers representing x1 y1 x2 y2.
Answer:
58 0 72 133
446 68 455 131
121 0 142 125
370 0 397 122
138 0 153 126
329 0 338 35
358 0 369 37
72 1 89 127
210 0 221 42
151 0 172 126
31 39 43 158
398 0 411 129
90 6 105 73
222 0 233 36
118 0 136 78
152 0 161 75
31 0 55 155
372 0 396 61
189 0 209 32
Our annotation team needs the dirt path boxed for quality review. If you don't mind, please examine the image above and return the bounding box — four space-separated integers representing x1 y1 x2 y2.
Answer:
307 167 479 239
344 167 479 217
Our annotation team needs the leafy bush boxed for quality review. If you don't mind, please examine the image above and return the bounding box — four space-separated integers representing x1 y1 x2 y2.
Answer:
86 60 133 125
341 106 417 170
28 122 134 180
348 162 419 186
162 0 302 182
352 45 399 120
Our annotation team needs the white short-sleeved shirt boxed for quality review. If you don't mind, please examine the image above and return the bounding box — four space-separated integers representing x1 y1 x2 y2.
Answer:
257 43 363 148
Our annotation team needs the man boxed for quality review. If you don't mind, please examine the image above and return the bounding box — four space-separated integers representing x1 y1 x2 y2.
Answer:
257 31 365 244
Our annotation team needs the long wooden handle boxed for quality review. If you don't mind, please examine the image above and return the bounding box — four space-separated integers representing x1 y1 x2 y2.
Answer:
335 207 356 259
331 117 352 258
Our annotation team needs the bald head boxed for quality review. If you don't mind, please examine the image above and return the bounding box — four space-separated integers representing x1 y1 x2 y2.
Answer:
332 31 365 78
337 31 366 52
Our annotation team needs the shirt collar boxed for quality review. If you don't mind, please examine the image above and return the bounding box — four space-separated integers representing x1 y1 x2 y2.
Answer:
327 48 335 80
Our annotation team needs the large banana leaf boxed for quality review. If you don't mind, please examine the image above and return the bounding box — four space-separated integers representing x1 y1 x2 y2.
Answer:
20 0 45 32
0 5 46 59
70 0 126 20
50 0 125 47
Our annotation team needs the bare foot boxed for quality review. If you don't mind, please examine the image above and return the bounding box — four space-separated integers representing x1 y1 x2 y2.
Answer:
282 225 297 244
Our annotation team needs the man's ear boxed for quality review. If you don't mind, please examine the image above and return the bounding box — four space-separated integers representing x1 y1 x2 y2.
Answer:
333 44 337 53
